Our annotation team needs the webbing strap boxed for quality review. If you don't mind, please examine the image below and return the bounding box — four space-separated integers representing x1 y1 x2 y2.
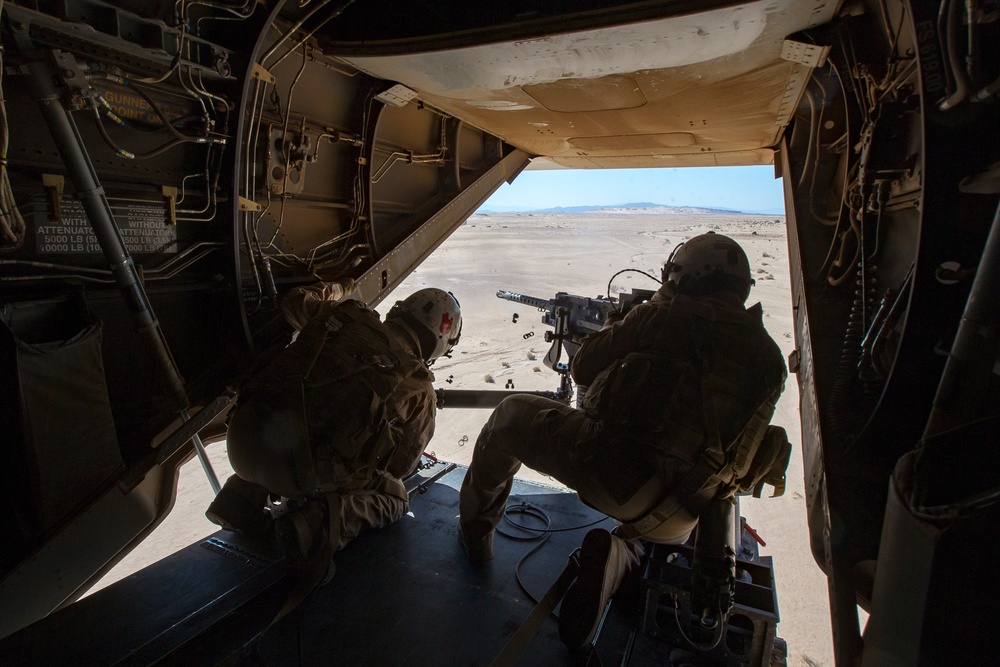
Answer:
272 526 332 623
250 501 333 644
730 399 777 479
489 556 580 667
614 456 721 541
318 469 408 502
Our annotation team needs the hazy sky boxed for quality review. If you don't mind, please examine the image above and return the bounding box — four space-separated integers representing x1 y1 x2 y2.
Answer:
480 165 785 215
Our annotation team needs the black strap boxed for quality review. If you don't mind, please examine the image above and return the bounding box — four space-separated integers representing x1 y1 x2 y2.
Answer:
489 555 580 667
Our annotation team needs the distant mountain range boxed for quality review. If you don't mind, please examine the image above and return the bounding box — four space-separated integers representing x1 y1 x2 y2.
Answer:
477 202 782 215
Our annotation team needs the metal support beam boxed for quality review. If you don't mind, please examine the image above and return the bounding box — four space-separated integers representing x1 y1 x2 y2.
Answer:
17 45 189 411
184 412 223 495
356 148 530 307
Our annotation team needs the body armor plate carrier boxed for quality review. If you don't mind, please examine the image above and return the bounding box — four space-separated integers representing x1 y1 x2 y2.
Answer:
581 295 787 539
227 300 423 498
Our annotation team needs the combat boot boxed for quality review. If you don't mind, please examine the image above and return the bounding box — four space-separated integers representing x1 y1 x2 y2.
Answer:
458 521 495 564
558 528 640 651
206 475 272 540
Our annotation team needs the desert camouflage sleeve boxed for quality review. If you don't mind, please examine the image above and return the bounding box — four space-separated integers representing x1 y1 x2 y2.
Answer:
280 280 357 331
385 374 437 479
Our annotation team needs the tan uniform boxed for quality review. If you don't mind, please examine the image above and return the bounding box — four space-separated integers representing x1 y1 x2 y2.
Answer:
459 285 785 547
280 283 437 551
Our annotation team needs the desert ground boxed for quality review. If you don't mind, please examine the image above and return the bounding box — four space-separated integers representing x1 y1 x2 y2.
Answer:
93 210 835 666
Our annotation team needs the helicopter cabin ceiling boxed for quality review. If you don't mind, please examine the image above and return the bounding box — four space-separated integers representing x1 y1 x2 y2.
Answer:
333 0 841 169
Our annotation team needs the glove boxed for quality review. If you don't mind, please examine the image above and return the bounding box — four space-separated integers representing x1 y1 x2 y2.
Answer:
603 309 625 328
339 278 357 298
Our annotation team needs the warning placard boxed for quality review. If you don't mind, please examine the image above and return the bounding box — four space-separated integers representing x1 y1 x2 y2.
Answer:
33 199 177 255
95 85 190 128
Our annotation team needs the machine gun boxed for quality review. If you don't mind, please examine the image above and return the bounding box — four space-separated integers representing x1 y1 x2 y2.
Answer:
434 287 655 410
496 287 655 401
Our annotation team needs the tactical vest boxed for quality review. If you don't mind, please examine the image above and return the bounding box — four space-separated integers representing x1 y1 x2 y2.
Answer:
227 300 424 498
581 295 785 499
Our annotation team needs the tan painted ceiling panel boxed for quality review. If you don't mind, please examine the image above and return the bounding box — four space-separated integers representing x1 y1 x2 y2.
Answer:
343 0 841 168
523 75 646 112
569 133 696 150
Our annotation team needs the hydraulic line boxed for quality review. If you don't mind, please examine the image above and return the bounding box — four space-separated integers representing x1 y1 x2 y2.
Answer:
923 202 1000 438
23 49 189 411
938 0 970 110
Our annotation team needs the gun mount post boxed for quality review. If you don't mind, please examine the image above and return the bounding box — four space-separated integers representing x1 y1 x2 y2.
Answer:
543 306 570 369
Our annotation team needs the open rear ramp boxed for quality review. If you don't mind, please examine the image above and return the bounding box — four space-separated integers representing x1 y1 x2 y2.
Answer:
0 462 781 666
0 467 609 666
252 469 605 666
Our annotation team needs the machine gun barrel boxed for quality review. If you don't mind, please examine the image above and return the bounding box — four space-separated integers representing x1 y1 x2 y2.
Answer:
496 290 553 310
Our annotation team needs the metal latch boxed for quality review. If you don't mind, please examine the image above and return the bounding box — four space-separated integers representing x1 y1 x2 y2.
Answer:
42 174 64 221
162 185 178 225
780 40 831 69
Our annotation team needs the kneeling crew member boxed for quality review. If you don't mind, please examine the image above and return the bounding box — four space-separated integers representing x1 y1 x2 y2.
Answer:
208 283 461 556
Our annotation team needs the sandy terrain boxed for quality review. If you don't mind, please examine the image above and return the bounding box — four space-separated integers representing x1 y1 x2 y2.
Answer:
93 211 834 666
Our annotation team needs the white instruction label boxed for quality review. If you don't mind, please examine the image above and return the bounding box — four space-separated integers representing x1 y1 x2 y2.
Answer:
33 199 177 254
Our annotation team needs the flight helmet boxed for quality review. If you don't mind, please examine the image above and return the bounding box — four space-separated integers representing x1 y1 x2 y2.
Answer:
386 288 462 363
663 232 754 302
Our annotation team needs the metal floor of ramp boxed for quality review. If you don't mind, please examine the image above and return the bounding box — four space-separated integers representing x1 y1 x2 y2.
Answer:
0 463 618 667
247 464 614 667
0 462 780 666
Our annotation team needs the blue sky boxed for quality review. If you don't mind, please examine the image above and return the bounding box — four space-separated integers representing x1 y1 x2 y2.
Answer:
480 165 785 215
